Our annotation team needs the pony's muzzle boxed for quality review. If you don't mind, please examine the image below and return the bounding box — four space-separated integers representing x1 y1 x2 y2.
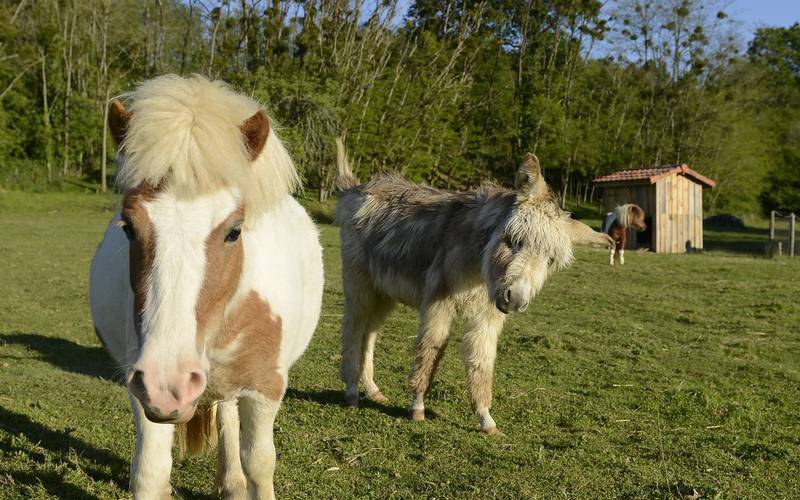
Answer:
128 366 207 424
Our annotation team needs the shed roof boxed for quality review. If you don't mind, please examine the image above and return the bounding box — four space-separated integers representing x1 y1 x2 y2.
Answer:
593 164 716 188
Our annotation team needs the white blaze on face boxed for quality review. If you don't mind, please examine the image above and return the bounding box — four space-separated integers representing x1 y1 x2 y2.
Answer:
135 189 240 377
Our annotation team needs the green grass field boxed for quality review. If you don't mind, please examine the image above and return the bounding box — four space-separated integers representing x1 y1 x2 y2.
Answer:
1 192 799 499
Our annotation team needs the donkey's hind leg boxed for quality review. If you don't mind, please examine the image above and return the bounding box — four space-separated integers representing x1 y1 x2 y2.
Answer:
340 284 391 407
408 299 455 421
462 305 506 434
360 298 395 403
216 399 246 499
129 394 174 499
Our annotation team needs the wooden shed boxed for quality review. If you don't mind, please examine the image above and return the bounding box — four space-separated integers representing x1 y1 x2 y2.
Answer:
593 164 716 253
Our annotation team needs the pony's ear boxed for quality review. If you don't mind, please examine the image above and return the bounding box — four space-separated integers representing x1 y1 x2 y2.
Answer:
515 153 548 196
108 100 131 146
563 218 614 248
240 110 270 161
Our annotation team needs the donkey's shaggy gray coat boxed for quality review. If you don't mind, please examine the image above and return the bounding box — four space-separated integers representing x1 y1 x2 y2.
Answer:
335 143 611 432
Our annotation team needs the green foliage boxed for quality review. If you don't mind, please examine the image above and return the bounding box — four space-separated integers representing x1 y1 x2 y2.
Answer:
750 23 800 214
0 1 795 215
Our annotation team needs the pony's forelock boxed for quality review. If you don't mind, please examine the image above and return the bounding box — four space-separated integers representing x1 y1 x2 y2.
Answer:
114 74 299 219
613 204 635 229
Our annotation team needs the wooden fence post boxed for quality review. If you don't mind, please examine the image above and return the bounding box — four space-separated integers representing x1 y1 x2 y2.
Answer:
790 213 796 258
770 210 775 241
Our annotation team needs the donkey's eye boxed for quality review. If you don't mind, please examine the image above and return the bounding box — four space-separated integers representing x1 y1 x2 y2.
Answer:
225 226 242 243
506 237 523 252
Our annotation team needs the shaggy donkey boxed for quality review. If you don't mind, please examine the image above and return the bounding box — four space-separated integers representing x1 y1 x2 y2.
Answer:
335 143 612 433
602 204 647 266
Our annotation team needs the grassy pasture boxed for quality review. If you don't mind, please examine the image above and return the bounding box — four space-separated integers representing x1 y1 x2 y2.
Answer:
1 191 799 499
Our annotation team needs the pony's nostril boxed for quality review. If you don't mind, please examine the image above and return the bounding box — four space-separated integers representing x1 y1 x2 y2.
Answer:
504 289 512 303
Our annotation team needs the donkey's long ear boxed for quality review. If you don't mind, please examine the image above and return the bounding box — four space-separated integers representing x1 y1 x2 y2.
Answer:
240 110 270 161
108 101 131 146
515 153 548 196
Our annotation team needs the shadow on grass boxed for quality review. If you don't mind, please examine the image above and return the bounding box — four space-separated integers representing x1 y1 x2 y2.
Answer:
285 388 409 419
704 225 770 256
0 405 128 497
0 332 120 383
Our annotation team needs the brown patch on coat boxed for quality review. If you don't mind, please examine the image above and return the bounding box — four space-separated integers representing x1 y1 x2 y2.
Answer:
195 207 245 349
239 110 269 161
214 291 284 401
121 184 160 337
109 100 131 145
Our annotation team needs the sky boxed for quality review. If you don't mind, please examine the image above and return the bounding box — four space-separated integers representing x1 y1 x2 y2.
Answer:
728 0 800 38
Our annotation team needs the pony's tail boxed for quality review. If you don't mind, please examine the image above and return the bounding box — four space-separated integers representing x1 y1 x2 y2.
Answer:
175 403 217 457
335 136 359 190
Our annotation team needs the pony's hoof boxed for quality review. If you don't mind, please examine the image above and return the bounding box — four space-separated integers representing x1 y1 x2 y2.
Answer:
482 426 503 435
409 409 426 421
366 391 389 403
218 479 247 500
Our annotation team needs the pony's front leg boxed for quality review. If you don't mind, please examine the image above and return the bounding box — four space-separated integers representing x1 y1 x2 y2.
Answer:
238 389 283 500
619 248 625 265
408 299 454 421
129 394 174 500
609 246 615 266
462 307 505 434
216 399 246 499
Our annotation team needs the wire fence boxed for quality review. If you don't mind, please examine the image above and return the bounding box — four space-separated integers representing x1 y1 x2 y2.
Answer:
768 211 797 258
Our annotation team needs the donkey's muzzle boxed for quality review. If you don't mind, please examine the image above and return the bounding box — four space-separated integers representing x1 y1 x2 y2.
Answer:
128 367 207 424
496 287 530 314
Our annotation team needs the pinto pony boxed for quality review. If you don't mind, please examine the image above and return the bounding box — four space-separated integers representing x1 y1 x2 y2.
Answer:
335 142 612 433
602 204 646 266
89 75 323 499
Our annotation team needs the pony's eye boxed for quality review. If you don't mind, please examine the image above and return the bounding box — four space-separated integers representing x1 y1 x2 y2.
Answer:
225 226 242 243
121 221 135 240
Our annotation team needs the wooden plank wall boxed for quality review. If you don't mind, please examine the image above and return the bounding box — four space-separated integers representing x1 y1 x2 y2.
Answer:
654 175 704 253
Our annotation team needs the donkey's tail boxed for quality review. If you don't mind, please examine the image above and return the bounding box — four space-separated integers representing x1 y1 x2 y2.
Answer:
175 403 217 457
335 136 360 190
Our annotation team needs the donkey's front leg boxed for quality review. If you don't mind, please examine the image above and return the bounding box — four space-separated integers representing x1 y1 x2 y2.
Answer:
462 307 505 434
129 394 174 500
238 389 282 500
216 399 246 499
408 299 454 421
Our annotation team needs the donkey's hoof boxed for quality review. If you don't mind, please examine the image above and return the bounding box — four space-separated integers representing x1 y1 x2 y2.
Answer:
409 409 426 421
366 391 389 404
482 426 503 435
344 394 360 408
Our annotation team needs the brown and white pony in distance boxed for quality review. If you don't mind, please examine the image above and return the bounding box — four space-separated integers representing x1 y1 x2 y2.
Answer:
89 75 323 499
334 142 612 433
602 204 646 266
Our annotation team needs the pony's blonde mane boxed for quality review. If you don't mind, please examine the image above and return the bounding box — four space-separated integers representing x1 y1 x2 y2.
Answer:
115 75 299 218
613 204 635 229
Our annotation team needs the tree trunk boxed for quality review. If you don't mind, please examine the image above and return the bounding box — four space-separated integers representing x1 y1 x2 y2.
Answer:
62 3 77 177
41 51 52 184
